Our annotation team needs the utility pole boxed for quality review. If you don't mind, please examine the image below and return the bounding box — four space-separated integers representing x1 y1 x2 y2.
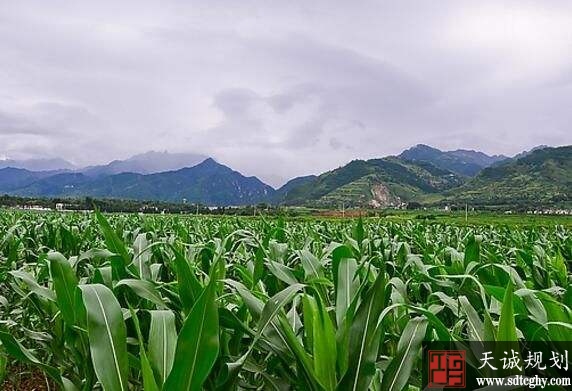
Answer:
465 203 468 223
342 202 345 218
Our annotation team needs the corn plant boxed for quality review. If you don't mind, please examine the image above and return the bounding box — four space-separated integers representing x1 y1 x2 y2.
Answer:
0 210 570 390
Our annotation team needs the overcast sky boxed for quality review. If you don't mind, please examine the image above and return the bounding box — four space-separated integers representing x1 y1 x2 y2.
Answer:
1 1 572 186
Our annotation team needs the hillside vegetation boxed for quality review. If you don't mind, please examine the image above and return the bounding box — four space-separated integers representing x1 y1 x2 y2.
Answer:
282 157 463 207
399 144 507 176
446 146 572 208
1 159 273 206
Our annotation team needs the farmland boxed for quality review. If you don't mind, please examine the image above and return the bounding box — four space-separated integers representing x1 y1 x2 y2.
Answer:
0 210 570 390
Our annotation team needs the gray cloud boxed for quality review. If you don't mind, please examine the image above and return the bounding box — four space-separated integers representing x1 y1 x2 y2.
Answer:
1 0 571 186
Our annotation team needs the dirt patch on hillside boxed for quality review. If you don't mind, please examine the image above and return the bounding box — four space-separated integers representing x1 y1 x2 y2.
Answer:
369 183 400 208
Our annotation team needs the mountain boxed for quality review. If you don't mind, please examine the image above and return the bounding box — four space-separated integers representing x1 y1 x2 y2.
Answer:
271 175 317 203
0 168 61 192
280 157 463 207
510 145 550 161
2 145 569 209
9 172 92 198
81 151 208 176
399 144 507 176
447 146 571 207
8 158 274 206
0 158 75 171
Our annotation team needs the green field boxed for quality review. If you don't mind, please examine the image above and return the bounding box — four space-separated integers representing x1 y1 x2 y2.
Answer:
378 210 572 227
0 211 570 390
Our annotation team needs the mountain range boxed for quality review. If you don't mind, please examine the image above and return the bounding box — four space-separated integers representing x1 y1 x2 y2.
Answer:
81 151 208 176
280 157 463 207
0 158 76 172
446 146 571 208
0 158 272 206
0 145 570 208
399 144 508 176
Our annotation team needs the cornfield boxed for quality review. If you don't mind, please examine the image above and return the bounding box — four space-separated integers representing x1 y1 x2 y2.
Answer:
0 210 570 390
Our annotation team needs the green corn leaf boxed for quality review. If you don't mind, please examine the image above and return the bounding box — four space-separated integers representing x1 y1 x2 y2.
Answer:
224 279 264 318
483 310 497 342
331 244 354 293
353 217 365 247
257 284 306 338
464 234 481 265
163 272 219 391
335 257 359 327
302 295 316 354
551 251 568 287
379 317 428 391
94 266 113 288
115 279 167 309
459 295 484 340
298 249 324 279
79 284 129 391
133 233 152 280
338 270 387 391
9 270 56 302
148 310 177 386
129 307 159 391
95 210 131 266
311 296 337 391
49 252 79 326
171 245 202 314
267 260 299 285
497 280 518 341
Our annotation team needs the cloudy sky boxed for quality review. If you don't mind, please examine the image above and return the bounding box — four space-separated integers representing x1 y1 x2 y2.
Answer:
1 1 572 186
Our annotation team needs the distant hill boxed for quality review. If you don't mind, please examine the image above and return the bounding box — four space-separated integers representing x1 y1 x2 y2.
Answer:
0 158 75 172
399 144 507 176
10 172 92 198
509 145 550 161
81 151 208 176
5 158 274 206
447 146 571 207
280 157 463 207
0 168 60 192
271 175 317 203
2 145 569 209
